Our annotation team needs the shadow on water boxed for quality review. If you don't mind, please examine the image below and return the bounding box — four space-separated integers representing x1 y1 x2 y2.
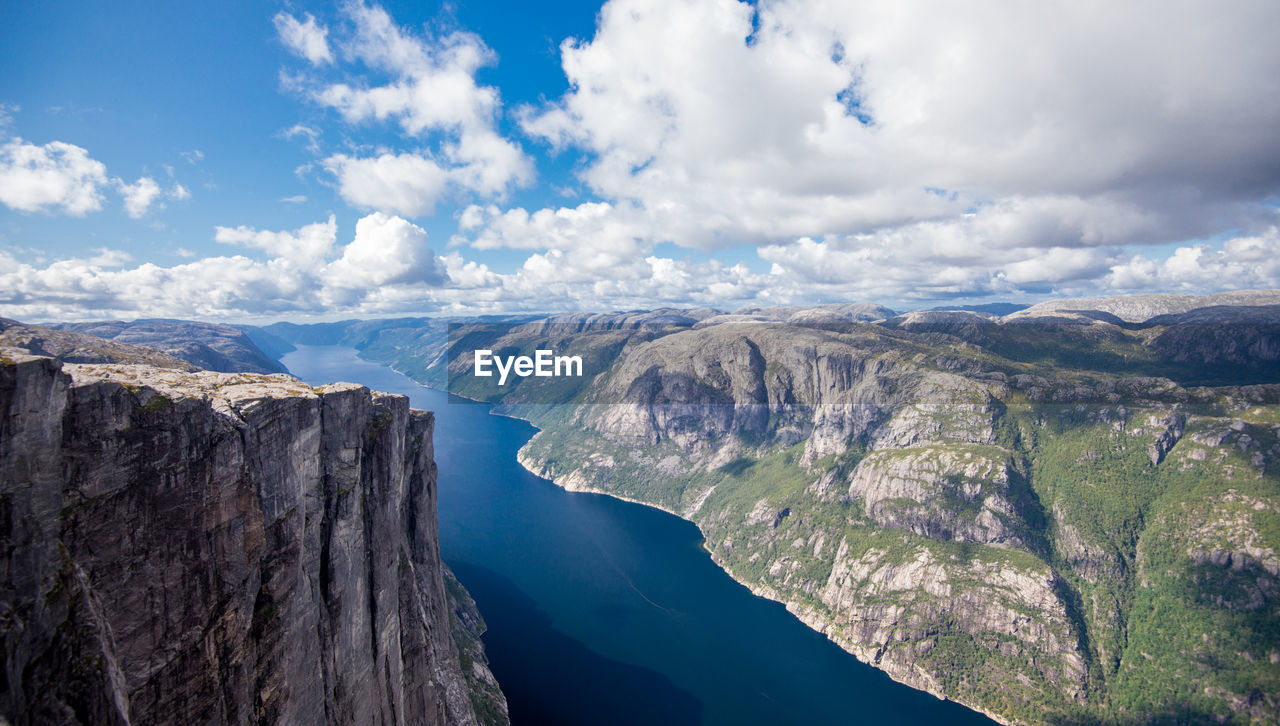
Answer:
450 561 703 726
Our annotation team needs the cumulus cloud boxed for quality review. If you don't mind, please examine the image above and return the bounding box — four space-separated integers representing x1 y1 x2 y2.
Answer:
0 138 109 215
0 215 777 320
282 3 533 217
434 0 1279 299
517 0 1280 254
9 1 1280 320
756 223 1122 302
0 214 457 320
1107 227 1280 292
274 12 332 65
115 177 191 218
328 212 447 288
408 0 1280 308
323 152 449 217
215 215 338 265
0 136 193 219
458 201 648 253
118 176 162 218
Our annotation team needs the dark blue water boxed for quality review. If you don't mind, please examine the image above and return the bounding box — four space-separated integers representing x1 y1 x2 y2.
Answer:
281 345 995 726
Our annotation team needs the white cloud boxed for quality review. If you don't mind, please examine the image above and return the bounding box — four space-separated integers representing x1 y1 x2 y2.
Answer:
282 123 321 153
274 12 332 65
1107 227 1280 292
284 3 533 215
118 176 162 218
7 1 1280 320
0 104 17 132
0 210 781 319
0 138 109 215
0 214 459 320
323 152 449 217
215 215 338 266
390 0 1280 311
280 194 307 204
498 0 1280 266
460 200 647 253
327 212 446 289
0 137 191 220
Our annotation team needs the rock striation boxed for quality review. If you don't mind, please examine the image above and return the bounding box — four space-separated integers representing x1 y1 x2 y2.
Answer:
0 351 506 725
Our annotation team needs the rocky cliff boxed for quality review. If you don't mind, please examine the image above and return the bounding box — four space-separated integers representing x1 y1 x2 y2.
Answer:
0 318 199 371
469 298 1279 725
0 351 507 725
50 319 288 374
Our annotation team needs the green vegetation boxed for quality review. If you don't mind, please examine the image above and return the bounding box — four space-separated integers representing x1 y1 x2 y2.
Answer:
141 393 172 412
371 306 1280 724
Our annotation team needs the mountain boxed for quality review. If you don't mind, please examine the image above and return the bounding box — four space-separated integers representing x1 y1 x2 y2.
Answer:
0 317 199 371
51 319 287 374
928 302 1030 316
0 349 508 724
1008 290 1280 323
354 294 1279 725
731 302 895 323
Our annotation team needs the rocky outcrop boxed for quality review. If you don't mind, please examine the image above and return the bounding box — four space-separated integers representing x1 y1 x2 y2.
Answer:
52 319 287 374
846 446 1030 546
0 353 506 725
0 318 198 371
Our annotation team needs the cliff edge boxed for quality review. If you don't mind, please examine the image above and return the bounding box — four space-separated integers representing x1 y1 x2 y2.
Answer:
0 351 507 725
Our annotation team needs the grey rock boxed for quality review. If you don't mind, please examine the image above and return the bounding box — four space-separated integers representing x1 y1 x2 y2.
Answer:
0 355 507 725
1008 290 1280 323
0 319 197 371
52 319 286 374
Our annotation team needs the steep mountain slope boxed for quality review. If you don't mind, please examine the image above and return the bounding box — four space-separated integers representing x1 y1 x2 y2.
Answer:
433 296 1280 725
0 350 507 725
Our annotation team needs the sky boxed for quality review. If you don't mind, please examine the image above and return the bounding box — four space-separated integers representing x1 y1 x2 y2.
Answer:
1 0 1279 322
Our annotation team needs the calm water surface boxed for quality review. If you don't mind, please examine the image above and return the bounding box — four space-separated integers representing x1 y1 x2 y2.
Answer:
281 345 995 726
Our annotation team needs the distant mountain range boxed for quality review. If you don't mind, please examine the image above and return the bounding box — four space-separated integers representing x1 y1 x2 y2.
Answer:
50 319 289 374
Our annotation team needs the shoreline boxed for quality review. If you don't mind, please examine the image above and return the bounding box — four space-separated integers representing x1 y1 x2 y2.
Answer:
510 427 1013 726
359 355 1013 726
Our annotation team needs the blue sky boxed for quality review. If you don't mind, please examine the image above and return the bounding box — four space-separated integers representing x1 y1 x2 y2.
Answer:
2 0 1278 322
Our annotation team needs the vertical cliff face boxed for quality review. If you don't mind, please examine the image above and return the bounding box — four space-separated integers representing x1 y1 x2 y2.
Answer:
0 352 507 725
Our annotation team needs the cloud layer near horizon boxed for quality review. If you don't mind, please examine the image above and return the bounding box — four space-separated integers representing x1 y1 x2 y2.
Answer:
2 0 1279 321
